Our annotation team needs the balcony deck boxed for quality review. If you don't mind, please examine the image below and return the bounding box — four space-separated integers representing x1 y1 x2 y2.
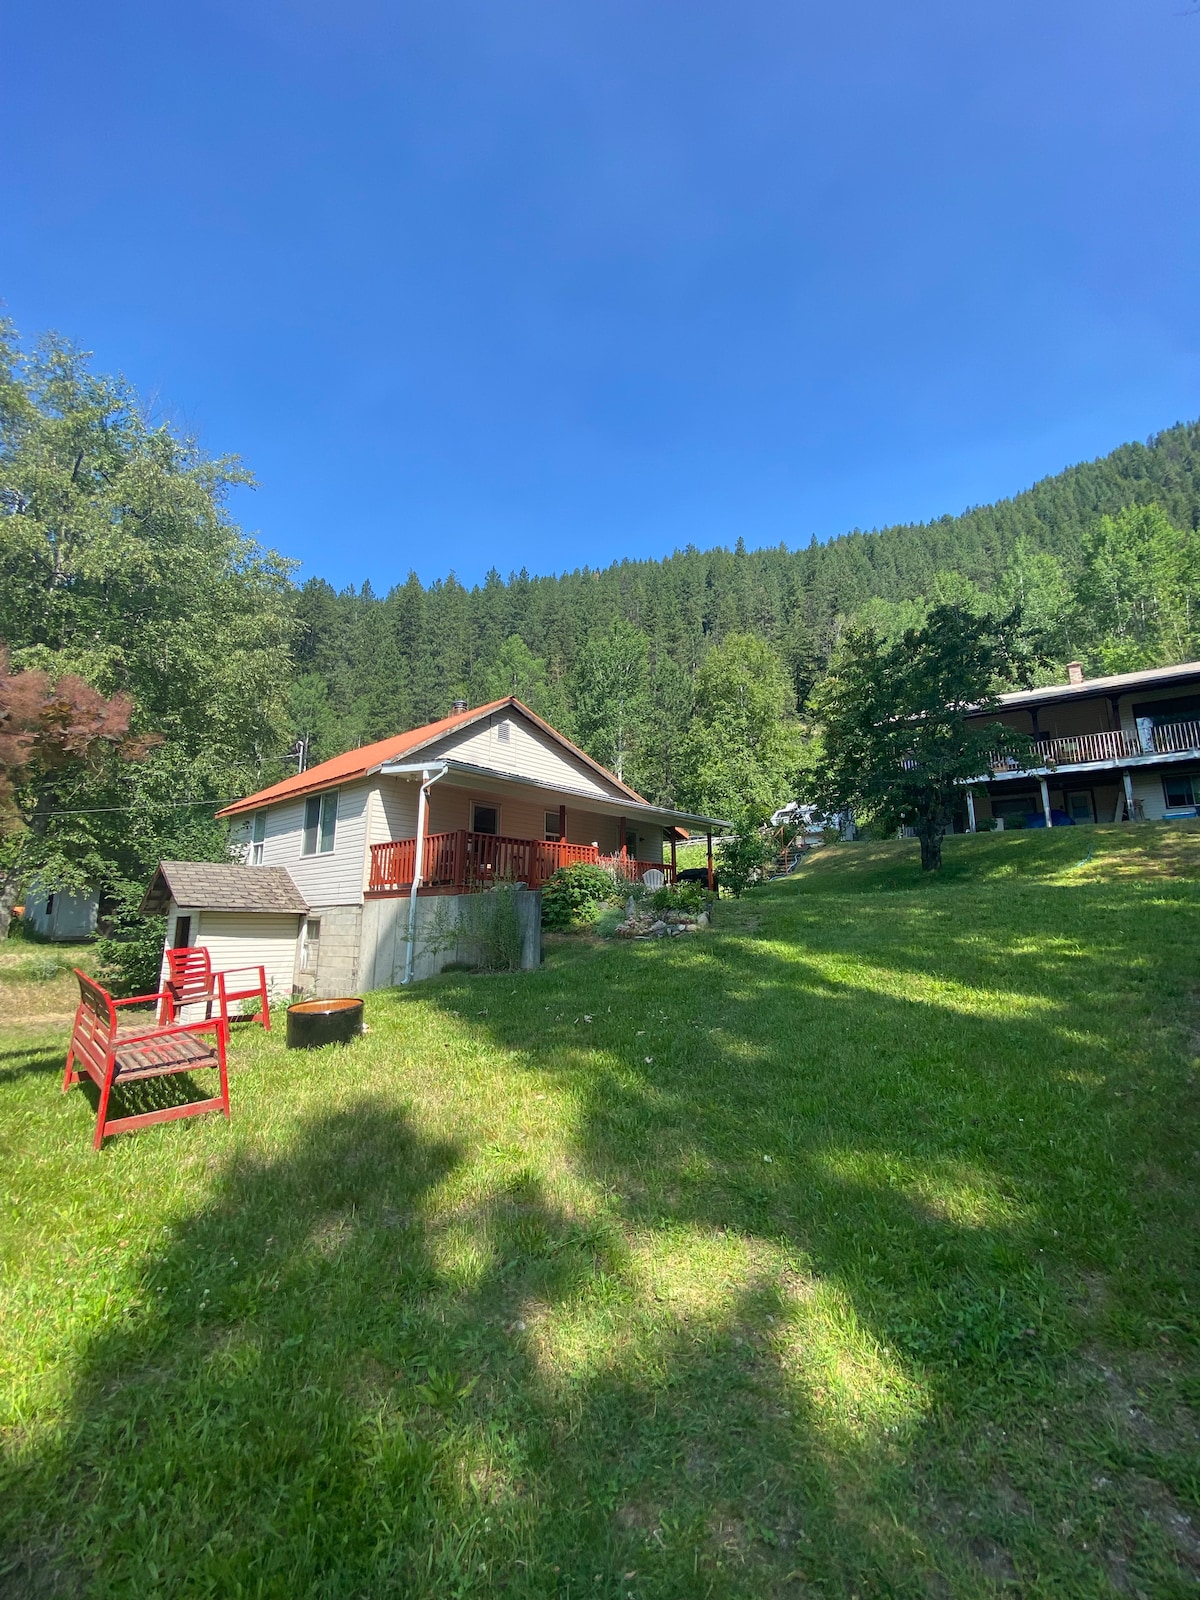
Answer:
368 830 675 896
988 720 1200 777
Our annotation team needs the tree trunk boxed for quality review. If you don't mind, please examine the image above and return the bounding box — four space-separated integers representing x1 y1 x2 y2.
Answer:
0 869 22 942
917 821 944 872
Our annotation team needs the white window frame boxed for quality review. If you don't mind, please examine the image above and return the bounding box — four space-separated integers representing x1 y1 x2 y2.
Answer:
302 791 338 856
544 810 563 842
470 800 501 837
300 917 321 974
251 811 267 865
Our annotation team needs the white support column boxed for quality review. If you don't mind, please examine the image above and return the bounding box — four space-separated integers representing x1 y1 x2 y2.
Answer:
1039 777 1052 829
966 791 977 833
1122 769 1135 822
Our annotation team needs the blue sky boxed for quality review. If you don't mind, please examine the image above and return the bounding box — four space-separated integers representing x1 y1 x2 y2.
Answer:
3 1 1198 590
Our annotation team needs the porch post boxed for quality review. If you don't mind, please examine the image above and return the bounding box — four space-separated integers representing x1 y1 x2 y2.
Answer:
669 832 677 882
706 832 714 892
1039 777 1052 829
558 803 566 860
619 818 627 861
1122 769 1135 822
966 790 977 833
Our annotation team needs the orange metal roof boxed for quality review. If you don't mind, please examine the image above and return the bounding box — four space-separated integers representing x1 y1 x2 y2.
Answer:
216 697 645 818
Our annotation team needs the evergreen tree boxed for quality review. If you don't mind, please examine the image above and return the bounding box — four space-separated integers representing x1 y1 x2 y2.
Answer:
570 621 651 783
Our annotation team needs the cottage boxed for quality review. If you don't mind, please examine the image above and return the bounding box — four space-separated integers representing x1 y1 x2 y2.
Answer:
965 659 1200 828
150 697 729 998
23 883 99 941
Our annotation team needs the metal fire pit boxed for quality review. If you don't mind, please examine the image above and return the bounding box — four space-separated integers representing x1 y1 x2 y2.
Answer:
286 997 364 1050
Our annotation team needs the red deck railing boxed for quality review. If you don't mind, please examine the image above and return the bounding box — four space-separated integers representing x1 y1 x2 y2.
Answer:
368 831 673 895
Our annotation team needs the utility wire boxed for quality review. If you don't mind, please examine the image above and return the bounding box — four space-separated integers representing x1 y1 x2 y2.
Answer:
44 798 238 818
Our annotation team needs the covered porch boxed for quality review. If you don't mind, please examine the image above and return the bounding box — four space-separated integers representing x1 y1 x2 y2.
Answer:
368 831 675 895
365 758 728 899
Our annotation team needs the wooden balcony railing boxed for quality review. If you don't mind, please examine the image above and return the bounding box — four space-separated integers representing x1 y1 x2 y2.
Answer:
368 831 674 895
1151 719 1200 755
989 728 1142 772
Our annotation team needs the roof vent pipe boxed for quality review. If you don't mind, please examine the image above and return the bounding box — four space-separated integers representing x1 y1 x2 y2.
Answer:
451 698 468 714
1066 662 1084 686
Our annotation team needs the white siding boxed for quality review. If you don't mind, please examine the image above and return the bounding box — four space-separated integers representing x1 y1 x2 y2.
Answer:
371 780 419 845
159 904 301 1017
24 885 98 940
196 912 301 1010
1132 774 1172 822
256 778 372 906
429 713 625 800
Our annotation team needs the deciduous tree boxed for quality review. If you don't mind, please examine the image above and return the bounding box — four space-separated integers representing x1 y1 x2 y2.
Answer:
0 651 154 936
677 634 801 820
809 604 1030 872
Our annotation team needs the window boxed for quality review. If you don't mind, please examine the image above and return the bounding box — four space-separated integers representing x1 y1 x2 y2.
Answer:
544 811 563 842
1163 772 1198 809
251 811 266 866
300 918 321 974
471 802 499 836
45 893 55 915
1064 790 1096 823
302 791 338 855
625 829 638 857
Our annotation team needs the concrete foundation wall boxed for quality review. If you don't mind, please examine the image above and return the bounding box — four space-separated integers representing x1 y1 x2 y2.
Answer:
302 904 363 997
360 888 541 988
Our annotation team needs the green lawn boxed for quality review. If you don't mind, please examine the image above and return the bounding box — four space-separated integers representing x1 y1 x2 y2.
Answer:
2 827 1199 1598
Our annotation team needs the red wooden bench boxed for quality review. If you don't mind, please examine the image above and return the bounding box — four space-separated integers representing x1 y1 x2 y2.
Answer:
64 970 230 1150
163 946 271 1034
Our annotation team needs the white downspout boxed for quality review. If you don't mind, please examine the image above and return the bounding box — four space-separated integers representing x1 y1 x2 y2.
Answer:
403 766 447 984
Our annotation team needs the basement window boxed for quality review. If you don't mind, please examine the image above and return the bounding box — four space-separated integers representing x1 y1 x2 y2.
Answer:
300 918 321 974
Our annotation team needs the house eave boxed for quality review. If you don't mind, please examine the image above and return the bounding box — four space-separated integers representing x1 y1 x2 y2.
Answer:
377 757 732 831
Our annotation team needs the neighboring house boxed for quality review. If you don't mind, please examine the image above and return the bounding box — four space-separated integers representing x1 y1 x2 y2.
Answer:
965 660 1200 828
149 697 729 997
23 884 99 941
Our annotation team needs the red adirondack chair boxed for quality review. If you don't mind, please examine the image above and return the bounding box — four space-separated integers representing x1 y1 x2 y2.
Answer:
64 970 230 1150
163 946 271 1033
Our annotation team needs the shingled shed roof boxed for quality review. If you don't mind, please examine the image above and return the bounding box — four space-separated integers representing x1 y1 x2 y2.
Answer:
140 862 309 917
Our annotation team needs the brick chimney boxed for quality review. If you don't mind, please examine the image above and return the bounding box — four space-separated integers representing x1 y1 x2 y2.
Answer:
1066 662 1084 686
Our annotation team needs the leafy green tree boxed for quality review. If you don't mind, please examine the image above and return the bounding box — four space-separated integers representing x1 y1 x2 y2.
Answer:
570 621 651 783
0 321 295 918
716 818 775 898
0 651 154 937
678 634 801 819
809 604 1030 872
995 537 1075 680
1072 504 1197 673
